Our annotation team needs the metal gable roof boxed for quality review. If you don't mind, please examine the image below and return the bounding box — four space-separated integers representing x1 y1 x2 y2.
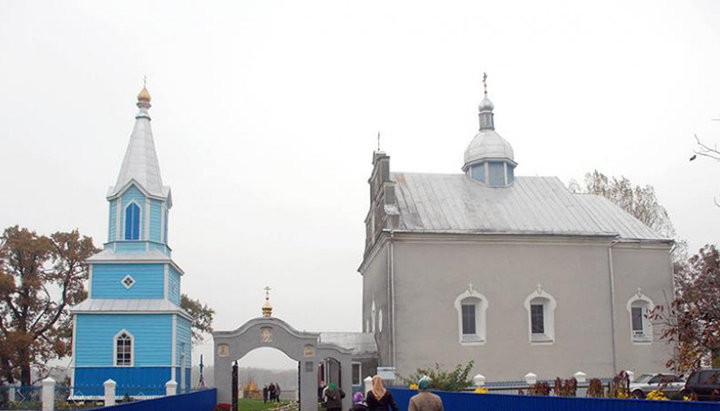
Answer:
319 332 378 356
70 298 192 320
391 172 667 241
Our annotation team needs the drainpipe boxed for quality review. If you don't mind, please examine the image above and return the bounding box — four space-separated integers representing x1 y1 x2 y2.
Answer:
667 241 678 368
607 238 619 373
389 230 396 369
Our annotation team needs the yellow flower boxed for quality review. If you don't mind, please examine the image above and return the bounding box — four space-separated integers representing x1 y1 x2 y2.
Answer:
646 390 668 400
409 384 418 389
474 387 488 394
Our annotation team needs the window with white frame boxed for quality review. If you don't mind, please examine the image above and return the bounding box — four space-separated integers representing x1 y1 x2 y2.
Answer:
454 285 488 345
114 330 134 366
124 202 141 240
524 286 556 344
627 291 653 343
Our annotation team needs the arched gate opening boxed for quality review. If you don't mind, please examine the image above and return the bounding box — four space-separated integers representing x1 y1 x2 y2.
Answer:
213 317 352 411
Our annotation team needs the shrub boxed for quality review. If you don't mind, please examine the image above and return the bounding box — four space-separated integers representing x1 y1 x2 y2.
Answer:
400 360 474 391
528 382 551 396
554 377 577 397
608 371 630 399
646 390 668 401
587 378 604 398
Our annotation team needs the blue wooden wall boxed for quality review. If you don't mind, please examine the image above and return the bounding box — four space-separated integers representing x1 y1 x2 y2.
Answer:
149 199 163 242
75 314 172 366
168 265 181 305
91 264 164 299
109 201 117 241
176 316 191 368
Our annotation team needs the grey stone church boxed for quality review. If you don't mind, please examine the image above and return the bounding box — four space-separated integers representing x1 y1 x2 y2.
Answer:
357 87 675 381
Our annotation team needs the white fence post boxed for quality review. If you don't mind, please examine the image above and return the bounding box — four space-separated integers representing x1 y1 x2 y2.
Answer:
166 380 178 396
104 379 116 406
472 374 486 387
574 371 587 383
363 376 372 394
42 377 55 411
524 372 537 385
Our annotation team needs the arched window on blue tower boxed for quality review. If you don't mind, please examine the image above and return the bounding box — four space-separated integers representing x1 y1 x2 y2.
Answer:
124 203 140 240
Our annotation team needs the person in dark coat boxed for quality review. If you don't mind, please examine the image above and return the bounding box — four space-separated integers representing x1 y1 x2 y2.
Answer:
268 383 277 402
323 382 345 411
365 375 399 411
350 391 369 411
262 385 269 403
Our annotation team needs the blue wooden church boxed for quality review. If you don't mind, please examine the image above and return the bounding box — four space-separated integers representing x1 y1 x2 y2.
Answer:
70 87 192 398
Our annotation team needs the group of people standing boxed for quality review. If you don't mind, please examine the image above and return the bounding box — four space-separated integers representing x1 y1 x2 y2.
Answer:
262 382 282 403
322 375 443 411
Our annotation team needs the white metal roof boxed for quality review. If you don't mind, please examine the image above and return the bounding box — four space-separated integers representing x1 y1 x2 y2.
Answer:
87 248 184 275
70 298 192 320
319 332 378 355
391 173 667 241
108 102 169 199
463 129 515 167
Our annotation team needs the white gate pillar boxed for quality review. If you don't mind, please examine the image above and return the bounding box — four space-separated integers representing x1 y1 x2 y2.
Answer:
103 379 116 406
166 380 178 396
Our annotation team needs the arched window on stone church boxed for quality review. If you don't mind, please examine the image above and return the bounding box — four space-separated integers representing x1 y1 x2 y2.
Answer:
454 286 488 345
627 290 654 344
524 286 556 344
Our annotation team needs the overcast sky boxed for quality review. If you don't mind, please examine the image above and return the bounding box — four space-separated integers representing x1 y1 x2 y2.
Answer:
1 1 719 370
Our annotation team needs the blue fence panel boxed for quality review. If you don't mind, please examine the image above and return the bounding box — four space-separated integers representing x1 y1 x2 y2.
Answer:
389 388 720 411
90 388 216 411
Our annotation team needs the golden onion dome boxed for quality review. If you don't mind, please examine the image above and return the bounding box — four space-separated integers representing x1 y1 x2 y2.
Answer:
137 86 152 103
262 300 273 317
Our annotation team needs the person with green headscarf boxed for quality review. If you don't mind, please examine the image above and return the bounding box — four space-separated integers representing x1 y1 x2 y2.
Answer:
322 382 345 411
408 376 443 411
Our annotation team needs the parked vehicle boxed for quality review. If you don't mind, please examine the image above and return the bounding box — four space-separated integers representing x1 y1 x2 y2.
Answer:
629 373 684 399
683 369 720 401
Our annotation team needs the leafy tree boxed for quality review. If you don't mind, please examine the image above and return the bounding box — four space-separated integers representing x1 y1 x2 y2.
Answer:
400 360 474 391
569 170 687 265
181 294 215 344
649 244 720 371
0 226 98 385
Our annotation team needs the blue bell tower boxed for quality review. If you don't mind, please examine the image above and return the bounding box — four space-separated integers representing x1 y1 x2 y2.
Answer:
70 87 192 399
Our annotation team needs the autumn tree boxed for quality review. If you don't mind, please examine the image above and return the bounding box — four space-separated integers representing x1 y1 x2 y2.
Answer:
569 170 687 265
181 294 215 343
0 226 98 385
650 244 720 371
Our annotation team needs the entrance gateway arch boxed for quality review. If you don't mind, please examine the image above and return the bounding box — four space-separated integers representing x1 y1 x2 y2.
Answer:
213 310 353 411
